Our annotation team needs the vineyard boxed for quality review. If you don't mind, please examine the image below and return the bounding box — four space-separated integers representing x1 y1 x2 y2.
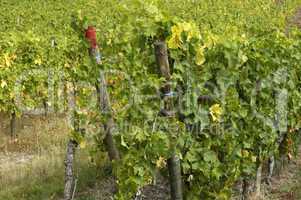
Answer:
1 0 301 199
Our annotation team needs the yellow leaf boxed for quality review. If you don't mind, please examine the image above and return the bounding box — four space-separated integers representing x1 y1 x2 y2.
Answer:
79 141 86 149
167 25 183 49
156 156 166 169
168 22 201 49
180 22 192 32
251 156 257 163
147 177 153 184
172 24 183 36
195 46 206 66
4 53 11 67
1 80 7 88
184 22 201 41
64 63 71 68
34 58 42 65
11 54 17 60
241 150 249 157
2 53 17 67
209 104 222 122
9 92 15 98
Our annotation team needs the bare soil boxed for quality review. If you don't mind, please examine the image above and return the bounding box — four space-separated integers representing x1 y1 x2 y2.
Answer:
265 146 301 200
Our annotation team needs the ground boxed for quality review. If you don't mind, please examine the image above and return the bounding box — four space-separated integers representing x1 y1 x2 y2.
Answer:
0 113 102 200
266 147 301 200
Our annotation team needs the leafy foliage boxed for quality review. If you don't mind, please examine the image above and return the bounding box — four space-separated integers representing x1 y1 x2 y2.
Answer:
1 0 301 199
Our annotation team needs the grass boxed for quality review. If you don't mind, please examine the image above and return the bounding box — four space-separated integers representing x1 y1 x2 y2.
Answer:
278 167 301 200
294 170 301 199
0 153 102 200
0 113 110 200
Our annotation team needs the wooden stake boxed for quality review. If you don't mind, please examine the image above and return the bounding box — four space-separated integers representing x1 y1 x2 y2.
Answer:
96 71 120 161
154 41 183 200
64 83 78 200
255 160 262 198
10 111 16 139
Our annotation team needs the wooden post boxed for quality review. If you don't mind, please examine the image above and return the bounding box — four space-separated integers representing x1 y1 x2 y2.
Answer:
64 139 77 200
154 41 183 200
255 159 262 198
85 26 120 161
85 25 120 161
43 99 48 117
167 152 183 200
64 83 78 200
266 156 274 185
63 80 69 113
10 110 16 139
241 178 251 200
96 71 120 161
